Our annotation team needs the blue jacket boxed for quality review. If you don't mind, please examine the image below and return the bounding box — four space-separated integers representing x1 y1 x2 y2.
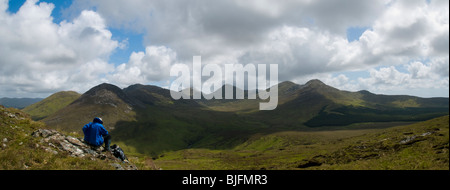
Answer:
82 117 108 146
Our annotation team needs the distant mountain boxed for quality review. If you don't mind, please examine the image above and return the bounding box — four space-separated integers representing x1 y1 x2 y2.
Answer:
39 79 448 155
42 83 137 132
299 80 448 127
123 84 173 106
22 91 81 120
0 97 43 109
254 79 448 127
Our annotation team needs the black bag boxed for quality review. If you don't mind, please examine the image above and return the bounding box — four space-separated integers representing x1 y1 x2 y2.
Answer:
111 144 127 161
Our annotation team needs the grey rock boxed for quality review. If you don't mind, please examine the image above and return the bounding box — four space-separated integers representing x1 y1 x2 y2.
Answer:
66 136 85 147
30 129 138 170
421 131 435 137
110 163 124 170
46 134 65 143
32 129 57 138
43 146 58 155
400 131 435 145
59 140 84 157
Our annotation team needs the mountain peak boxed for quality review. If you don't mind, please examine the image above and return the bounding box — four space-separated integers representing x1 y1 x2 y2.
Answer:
74 83 138 107
303 79 340 94
84 83 123 95
305 79 326 86
358 90 373 95
278 81 298 87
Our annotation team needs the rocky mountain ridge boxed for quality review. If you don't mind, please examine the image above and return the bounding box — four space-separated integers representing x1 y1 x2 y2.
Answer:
18 79 450 156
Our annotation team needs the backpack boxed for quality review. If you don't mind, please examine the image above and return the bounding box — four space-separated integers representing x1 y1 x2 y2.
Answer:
110 144 127 161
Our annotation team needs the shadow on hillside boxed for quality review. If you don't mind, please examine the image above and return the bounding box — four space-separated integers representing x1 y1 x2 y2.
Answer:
111 93 450 157
111 100 287 156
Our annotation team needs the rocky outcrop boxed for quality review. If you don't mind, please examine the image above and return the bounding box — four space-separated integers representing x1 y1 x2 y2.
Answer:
31 129 137 170
296 128 442 169
399 131 436 145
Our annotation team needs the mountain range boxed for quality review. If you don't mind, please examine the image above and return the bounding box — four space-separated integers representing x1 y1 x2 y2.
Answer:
0 97 43 109
21 79 449 156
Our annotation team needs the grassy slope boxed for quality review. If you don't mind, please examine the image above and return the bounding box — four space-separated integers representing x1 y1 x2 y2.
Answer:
0 106 117 170
113 104 269 157
201 80 448 129
75 81 449 161
298 82 448 127
42 88 137 133
315 115 449 169
22 91 81 121
36 81 448 169
151 115 449 170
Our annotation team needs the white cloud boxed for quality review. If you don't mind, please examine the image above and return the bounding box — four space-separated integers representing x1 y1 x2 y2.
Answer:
407 61 432 79
66 0 385 62
0 0 448 98
79 0 446 88
355 61 449 97
108 46 179 87
429 56 450 78
359 0 448 60
0 0 118 97
58 10 118 61
365 66 410 87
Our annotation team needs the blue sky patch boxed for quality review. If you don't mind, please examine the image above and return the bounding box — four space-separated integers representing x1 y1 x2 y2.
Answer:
109 28 145 65
346 26 370 42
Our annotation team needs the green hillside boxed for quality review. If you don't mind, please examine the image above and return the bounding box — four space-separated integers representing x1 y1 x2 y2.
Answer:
42 83 137 133
22 91 81 120
253 80 448 128
152 115 449 170
113 105 269 156
0 105 122 170
2 78 449 170
40 80 448 158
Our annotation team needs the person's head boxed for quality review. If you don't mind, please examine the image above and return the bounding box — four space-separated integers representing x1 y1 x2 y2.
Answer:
93 117 103 124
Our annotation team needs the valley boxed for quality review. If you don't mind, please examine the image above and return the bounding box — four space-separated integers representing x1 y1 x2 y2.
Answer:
151 116 448 170
6 79 449 170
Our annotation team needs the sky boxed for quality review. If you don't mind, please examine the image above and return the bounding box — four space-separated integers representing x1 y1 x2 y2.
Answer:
0 0 448 98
